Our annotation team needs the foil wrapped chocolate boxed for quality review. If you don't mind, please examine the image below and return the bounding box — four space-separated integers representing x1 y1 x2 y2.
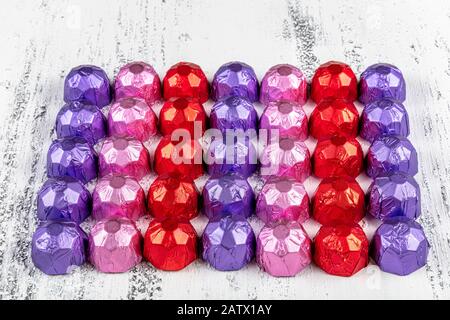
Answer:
210 96 258 133
371 217 429 276
32 221 88 275
259 101 308 142
211 61 259 102
89 217 143 273
256 222 311 277
144 219 198 271
359 63 406 105
98 137 151 180
260 138 311 182
360 98 410 143
55 102 107 145
64 65 111 108
366 135 418 178
108 97 157 142
256 176 310 224
47 137 98 184
260 64 308 106
202 216 255 271
367 173 421 220
202 173 254 220
37 177 91 224
93 175 146 221
114 61 161 105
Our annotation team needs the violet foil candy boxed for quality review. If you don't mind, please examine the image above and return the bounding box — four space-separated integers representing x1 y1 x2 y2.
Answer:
202 216 255 271
64 65 111 108
360 98 410 143
47 137 98 184
366 136 418 178
210 96 258 133
211 61 259 102
37 177 91 224
371 217 430 276
256 222 312 277
31 221 88 275
89 217 143 273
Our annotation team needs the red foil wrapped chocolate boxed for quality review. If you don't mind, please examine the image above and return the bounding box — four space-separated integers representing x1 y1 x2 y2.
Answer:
312 176 365 225
314 224 369 277
143 219 198 271
313 135 363 178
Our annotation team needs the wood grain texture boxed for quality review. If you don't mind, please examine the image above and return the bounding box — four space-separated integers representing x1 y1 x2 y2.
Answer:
0 0 449 300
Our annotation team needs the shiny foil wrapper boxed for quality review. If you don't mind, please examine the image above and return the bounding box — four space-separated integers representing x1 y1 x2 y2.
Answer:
47 137 98 184
154 136 204 180
366 135 418 178
260 64 308 106
93 175 146 221
108 97 158 142
148 174 199 221
361 98 410 143
256 222 311 277
202 174 254 220
159 98 207 137
211 61 259 102
311 61 358 103
367 173 421 220
202 216 255 271
359 63 406 105
259 101 308 141
260 138 311 182
114 61 161 105
313 176 365 226
98 137 151 180
313 135 363 178
37 177 91 224
210 96 258 133
89 217 143 273
163 62 209 103
32 221 88 275
64 65 111 108
310 99 359 140
371 217 429 276
56 102 107 145
144 219 198 271
314 224 369 277
256 176 310 224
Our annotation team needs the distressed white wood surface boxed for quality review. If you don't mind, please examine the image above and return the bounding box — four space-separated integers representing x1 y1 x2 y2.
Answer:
1 0 449 300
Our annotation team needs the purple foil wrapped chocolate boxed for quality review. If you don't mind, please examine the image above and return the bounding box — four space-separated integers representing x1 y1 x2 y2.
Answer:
31 221 88 275
37 177 91 224
371 217 429 276
202 215 255 271
211 61 259 102
47 137 98 184
64 65 111 108
210 96 258 133
366 136 418 178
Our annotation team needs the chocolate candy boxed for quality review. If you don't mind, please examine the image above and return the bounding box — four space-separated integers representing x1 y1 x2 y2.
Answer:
210 96 258 133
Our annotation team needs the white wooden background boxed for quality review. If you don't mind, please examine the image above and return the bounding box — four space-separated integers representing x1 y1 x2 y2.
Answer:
0 0 449 300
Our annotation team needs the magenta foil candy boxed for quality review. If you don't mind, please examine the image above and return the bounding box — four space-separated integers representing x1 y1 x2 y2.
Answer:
47 137 98 184
211 61 259 102
371 217 429 276
31 221 88 275
108 97 157 142
37 177 91 224
210 96 258 133
366 136 418 177
257 222 312 277
89 217 143 273
98 137 151 180
202 216 255 271
64 65 111 108
256 177 310 224
93 175 146 221
260 64 308 106
114 61 161 105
